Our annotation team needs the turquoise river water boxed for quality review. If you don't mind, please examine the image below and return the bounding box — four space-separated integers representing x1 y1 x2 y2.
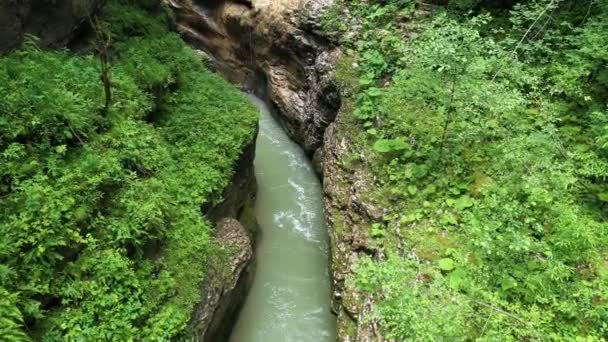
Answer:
229 95 336 341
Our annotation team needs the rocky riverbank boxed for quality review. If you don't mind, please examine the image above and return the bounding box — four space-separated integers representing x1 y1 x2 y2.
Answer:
192 135 259 341
323 107 385 342
165 1 381 340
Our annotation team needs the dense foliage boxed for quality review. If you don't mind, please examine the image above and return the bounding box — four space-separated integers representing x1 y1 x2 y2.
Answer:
0 1 258 339
324 0 607 339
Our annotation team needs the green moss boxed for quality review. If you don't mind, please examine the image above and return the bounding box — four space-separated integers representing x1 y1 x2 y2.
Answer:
335 53 360 96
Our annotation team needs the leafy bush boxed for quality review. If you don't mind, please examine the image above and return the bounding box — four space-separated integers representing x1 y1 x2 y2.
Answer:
325 0 608 339
0 1 257 340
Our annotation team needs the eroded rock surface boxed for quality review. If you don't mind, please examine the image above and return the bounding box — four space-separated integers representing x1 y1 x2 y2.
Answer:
166 0 340 153
189 218 254 342
0 0 104 53
323 113 386 342
191 137 258 341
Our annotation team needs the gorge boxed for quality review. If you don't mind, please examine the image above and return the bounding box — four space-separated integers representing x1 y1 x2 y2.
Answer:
229 95 335 341
166 1 381 339
2 0 607 340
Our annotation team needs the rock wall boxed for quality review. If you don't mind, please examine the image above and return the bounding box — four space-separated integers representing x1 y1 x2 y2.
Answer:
323 111 385 342
166 0 341 155
0 0 104 54
190 135 258 341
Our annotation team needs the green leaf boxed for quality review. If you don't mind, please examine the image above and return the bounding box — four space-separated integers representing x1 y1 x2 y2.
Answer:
354 107 371 120
55 145 67 154
598 192 608 202
371 223 385 238
438 258 455 271
407 185 418 195
454 195 474 210
500 276 518 291
448 268 467 289
373 138 408 153
366 87 382 98
440 213 458 225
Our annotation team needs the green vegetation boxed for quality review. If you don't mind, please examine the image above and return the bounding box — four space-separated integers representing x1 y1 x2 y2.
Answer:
0 0 257 340
324 0 607 339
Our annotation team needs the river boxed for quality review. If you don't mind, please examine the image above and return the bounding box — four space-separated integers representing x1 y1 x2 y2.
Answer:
229 95 336 341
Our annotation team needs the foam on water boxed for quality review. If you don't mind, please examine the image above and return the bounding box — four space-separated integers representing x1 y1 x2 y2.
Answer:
229 95 335 341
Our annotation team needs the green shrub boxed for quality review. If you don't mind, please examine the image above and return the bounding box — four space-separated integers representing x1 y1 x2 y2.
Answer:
325 0 608 339
0 1 257 339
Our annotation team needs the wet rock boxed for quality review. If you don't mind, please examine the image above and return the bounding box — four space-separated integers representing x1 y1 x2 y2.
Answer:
312 147 324 177
0 0 104 54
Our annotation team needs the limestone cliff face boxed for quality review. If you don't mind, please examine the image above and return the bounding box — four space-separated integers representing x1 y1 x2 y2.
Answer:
192 135 258 342
323 111 386 342
166 0 341 154
0 0 104 53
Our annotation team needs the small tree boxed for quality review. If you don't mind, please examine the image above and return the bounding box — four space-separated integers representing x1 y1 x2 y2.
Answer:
89 16 112 113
